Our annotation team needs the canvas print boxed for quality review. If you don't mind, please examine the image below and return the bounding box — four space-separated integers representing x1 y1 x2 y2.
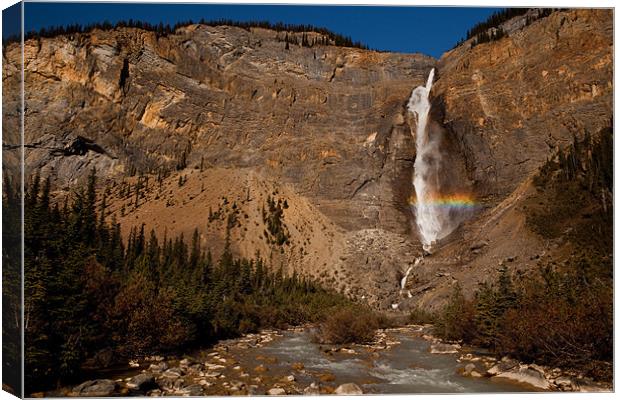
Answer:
1 2 614 397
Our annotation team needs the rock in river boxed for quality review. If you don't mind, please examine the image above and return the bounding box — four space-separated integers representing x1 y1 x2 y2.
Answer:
267 387 287 395
495 365 551 390
303 383 320 396
429 343 460 354
487 357 519 375
180 384 204 396
126 373 156 391
335 383 363 395
71 380 118 396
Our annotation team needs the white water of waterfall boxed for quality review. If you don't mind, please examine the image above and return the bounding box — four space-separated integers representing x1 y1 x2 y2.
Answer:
400 258 421 299
400 267 413 290
408 69 453 252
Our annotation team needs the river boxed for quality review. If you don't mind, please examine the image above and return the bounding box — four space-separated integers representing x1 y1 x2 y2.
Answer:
223 327 534 394
52 324 546 396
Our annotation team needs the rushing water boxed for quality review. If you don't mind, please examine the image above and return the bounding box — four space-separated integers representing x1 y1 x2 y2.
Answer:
228 329 533 394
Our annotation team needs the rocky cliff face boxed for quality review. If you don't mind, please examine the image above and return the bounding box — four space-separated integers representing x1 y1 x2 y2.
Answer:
433 9 612 200
402 8 613 309
3 8 613 309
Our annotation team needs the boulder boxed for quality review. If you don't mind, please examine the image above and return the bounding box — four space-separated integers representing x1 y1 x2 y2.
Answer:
461 363 476 376
72 379 118 397
496 365 551 390
149 361 169 372
161 369 182 379
429 343 460 354
267 387 287 395
303 383 320 396
180 384 204 396
335 383 363 395
554 376 573 391
487 358 519 375
126 373 156 391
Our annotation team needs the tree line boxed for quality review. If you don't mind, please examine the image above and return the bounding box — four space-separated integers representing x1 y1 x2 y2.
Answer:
453 8 559 49
3 18 368 50
281 31 367 50
15 169 350 392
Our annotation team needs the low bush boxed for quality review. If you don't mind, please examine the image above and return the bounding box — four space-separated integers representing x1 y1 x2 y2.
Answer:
433 283 477 342
408 307 436 325
315 307 382 345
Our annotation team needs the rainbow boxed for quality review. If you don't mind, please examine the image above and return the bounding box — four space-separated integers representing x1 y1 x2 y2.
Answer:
409 194 478 209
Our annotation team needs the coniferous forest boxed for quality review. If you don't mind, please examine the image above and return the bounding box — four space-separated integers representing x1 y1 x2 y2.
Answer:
4 169 351 391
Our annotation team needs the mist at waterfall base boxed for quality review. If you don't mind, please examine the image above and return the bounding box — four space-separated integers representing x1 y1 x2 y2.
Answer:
408 69 475 252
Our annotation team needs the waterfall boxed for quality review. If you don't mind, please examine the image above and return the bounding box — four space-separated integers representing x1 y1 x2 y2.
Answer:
408 69 456 252
400 266 413 290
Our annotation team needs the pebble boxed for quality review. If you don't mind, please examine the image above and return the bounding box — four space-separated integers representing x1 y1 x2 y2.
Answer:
254 364 269 373
291 362 305 371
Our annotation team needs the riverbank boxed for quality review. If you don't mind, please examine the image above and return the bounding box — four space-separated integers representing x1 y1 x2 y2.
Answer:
417 329 611 392
39 324 611 397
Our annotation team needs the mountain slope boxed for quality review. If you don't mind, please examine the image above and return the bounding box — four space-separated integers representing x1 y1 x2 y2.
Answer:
3 8 613 309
